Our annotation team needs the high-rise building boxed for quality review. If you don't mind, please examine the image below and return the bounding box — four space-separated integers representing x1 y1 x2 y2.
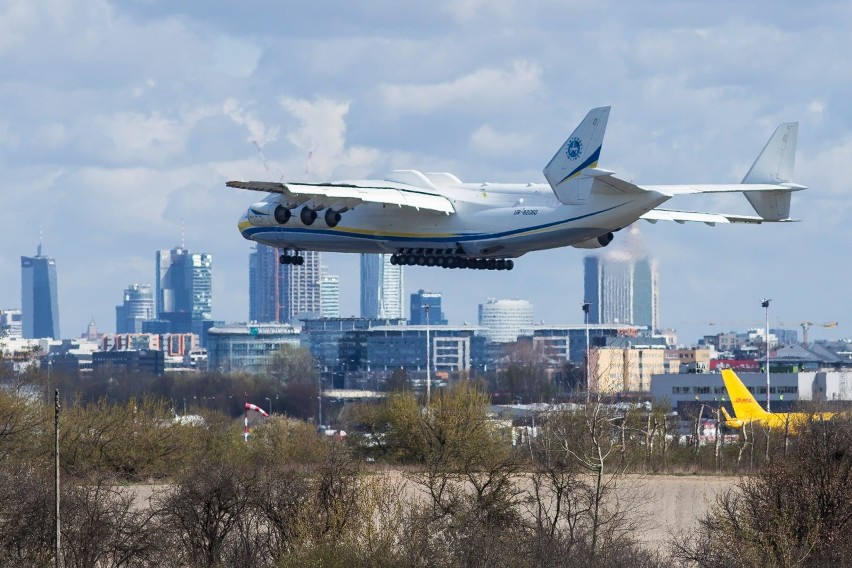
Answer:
360 254 404 319
21 243 60 339
115 284 155 333
410 290 448 325
155 246 212 335
320 273 341 318
583 254 659 331
477 298 534 343
248 245 322 323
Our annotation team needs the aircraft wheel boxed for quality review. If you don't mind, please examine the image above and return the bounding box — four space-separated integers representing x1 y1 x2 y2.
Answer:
295 255 305 265
486 259 496 270
300 207 317 225
505 260 514 270
415 256 426 266
425 256 436 267
404 254 416 265
390 255 399 265
496 259 506 270
476 259 487 270
279 255 290 265
446 257 457 269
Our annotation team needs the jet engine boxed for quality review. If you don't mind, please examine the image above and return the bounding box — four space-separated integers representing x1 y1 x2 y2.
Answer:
246 201 292 226
571 232 614 249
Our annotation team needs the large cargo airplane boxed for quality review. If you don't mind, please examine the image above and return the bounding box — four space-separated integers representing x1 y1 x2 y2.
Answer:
719 369 835 431
228 107 804 270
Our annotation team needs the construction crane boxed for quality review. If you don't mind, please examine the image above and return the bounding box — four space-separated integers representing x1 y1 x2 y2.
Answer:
691 320 839 347
800 321 838 348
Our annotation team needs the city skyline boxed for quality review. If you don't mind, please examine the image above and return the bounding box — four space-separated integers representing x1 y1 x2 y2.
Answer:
1 2 850 344
20 242 60 339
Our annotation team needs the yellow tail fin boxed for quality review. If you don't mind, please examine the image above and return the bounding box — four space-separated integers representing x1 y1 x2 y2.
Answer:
721 369 769 420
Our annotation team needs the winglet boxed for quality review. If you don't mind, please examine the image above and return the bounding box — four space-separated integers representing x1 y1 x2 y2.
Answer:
543 107 611 205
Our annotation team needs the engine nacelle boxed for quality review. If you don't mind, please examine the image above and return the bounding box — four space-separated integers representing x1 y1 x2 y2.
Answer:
246 201 291 226
571 232 614 249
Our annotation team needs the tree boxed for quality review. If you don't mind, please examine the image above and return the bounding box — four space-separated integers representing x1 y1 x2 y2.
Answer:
266 345 318 387
672 416 852 567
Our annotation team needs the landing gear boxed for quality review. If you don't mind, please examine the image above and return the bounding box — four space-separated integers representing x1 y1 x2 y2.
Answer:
279 253 305 265
390 252 514 270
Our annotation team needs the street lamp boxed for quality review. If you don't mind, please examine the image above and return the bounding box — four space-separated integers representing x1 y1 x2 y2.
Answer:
424 304 431 406
582 302 591 402
265 396 272 415
762 298 772 412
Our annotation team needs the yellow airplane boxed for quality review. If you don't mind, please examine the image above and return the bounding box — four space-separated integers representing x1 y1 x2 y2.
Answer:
719 368 835 431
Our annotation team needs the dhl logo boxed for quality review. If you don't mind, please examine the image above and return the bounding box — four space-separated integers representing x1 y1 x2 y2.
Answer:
735 398 754 404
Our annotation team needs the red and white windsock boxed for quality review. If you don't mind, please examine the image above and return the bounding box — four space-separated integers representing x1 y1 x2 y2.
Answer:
245 402 269 417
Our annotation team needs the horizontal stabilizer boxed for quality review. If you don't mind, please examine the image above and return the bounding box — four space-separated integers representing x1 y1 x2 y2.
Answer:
640 209 782 225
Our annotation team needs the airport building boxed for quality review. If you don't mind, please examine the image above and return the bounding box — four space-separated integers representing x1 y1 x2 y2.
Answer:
21 243 60 339
650 370 852 411
360 253 404 319
115 283 155 333
206 322 300 373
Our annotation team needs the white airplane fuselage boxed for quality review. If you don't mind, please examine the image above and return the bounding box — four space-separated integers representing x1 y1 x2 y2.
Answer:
238 181 669 259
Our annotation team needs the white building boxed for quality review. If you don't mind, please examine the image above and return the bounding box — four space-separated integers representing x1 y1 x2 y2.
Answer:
0 309 22 337
320 273 340 318
360 254 404 319
477 298 534 343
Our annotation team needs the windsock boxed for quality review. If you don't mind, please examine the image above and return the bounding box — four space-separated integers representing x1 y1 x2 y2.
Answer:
245 402 269 417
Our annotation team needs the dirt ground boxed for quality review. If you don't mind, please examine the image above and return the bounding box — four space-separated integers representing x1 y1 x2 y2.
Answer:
128 473 737 552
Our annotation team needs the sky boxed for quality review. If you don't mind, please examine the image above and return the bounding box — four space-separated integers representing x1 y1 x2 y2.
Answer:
1 0 851 345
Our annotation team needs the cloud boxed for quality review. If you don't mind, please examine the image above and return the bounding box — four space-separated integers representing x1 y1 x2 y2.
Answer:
380 60 543 115
469 124 535 156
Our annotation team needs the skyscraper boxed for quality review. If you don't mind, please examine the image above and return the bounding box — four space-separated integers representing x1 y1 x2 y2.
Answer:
115 284 155 333
156 246 212 335
21 243 60 339
583 253 659 331
249 245 322 323
360 253 404 319
320 273 341 318
410 290 448 325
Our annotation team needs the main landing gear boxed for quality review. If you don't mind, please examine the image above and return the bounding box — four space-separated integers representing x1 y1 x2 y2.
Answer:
390 253 514 270
279 252 305 265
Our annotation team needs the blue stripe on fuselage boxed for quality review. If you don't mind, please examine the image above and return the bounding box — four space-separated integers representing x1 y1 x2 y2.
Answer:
241 202 627 243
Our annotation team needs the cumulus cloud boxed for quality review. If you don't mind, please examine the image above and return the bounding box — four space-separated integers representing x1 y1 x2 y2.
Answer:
469 124 534 156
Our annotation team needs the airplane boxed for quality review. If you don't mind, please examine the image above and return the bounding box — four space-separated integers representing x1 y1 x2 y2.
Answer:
228 107 804 270
718 368 835 431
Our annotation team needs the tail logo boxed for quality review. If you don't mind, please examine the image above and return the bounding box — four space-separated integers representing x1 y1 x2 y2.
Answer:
565 137 583 160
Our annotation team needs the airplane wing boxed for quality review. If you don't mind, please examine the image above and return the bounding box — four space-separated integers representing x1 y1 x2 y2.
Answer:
226 180 455 214
640 208 798 226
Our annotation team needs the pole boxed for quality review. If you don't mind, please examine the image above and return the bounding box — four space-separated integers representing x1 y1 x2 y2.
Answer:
244 392 249 443
54 388 60 568
582 302 591 402
318 373 323 428
762 299 771 412
425 304 431 406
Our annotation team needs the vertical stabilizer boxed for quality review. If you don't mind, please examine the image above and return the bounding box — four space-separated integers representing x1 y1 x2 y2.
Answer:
721 369 769 420
543 107 610 205
742 122 798 221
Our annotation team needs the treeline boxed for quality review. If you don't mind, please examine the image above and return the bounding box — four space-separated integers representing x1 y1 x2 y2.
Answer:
2 380 852 567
